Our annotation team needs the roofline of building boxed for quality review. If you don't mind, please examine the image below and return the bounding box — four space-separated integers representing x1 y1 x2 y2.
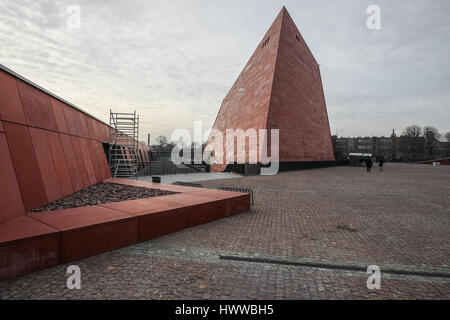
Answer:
0 63 109 127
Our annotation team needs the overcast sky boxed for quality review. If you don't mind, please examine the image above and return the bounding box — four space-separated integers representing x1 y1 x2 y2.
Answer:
1 0 449 143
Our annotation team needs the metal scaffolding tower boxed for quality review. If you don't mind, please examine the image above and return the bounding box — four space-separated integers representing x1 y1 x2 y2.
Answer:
109 110 139 178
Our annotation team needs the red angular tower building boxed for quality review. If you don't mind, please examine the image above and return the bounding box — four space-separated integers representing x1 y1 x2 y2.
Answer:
207 7 335 172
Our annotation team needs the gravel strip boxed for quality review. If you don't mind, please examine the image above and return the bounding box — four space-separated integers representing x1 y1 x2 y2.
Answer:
30 182 178 212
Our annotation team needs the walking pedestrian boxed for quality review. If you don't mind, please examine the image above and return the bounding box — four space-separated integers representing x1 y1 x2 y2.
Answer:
366 157 373 172
379 158 384 171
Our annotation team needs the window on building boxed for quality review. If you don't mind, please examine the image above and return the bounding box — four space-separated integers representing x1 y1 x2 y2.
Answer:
262 37 270 48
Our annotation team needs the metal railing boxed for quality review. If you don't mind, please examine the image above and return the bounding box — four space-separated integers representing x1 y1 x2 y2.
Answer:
168 182 255 205
217 186 255 205
114 159 121 178
172 182 203 188
137 161 200 176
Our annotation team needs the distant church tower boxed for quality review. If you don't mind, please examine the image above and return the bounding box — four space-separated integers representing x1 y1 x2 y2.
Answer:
390 129 397 138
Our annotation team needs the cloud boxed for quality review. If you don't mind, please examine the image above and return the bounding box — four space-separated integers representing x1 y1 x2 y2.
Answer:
0 0 449 142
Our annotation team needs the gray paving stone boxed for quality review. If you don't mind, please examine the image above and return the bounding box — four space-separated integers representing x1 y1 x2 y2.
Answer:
0 163 449 299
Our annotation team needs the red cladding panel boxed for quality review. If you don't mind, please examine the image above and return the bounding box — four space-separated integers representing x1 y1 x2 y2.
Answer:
0 234 60 281
103 125 109 141
100 123 108 141
61 219 138 263
85 117 96 140
3 122 48 211
62 104 79 136
69 136 91 188
139 208 190 241
78 113 89 138
0 134 25 222
79 138 97 185
224 195 251 216
17 80 58 131
98 122 106 141
87 139 103 181
28 206 138 263
188 201 226 226
0 215 58 245
0 215 60 281
418 158 450 165
29 127 63 203
93 139 110 180
0 71 26 124
60 133 83 192
46 131 74 197
90 119 101 141
28 205 135 231
50 97 69 134
73 111 84 136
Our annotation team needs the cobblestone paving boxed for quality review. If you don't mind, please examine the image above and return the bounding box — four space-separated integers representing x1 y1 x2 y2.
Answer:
0 163 449 299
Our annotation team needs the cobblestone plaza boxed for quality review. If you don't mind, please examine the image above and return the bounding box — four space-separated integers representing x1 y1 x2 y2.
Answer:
1 163 449 299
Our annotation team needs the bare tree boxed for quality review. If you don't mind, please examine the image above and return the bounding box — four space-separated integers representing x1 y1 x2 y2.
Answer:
402 125 422 137
423 126 442 158
445 132 450 143
399 125 424 161
423 126 442 141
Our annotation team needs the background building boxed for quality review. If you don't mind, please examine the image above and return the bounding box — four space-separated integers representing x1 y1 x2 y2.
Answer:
332 129 450 162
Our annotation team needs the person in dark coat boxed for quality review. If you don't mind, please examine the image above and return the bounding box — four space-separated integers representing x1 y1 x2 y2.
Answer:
379 158 384 171
366 157 373 172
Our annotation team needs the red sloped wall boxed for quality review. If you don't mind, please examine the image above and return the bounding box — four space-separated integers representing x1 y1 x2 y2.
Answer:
267 9 335 162
207 9 283 172
206 8 334 172
0 69 116 222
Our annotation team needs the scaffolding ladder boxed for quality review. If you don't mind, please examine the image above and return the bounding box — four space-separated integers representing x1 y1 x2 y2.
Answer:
109 110 139 178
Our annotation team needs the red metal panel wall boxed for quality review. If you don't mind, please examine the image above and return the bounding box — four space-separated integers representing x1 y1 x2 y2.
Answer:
29 127 63 203
206 9 283 172
417 158 450 165
3 122 48 211
91 119 102 141
0 72 27 125
0 134 25 222
50 97 69 134
101 124 109 141
17 81 58 132
77 113 87 138
0 68 138 215
87 139 103 182
78 137 97 185
62 103 80 136
46 131 74 197
60 133 83 192
86 117 97 140
69 136 91 188
267 9 334 162
207 8 335 171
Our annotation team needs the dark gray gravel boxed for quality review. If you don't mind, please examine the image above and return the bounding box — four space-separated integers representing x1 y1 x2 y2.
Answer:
30 182 178 212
